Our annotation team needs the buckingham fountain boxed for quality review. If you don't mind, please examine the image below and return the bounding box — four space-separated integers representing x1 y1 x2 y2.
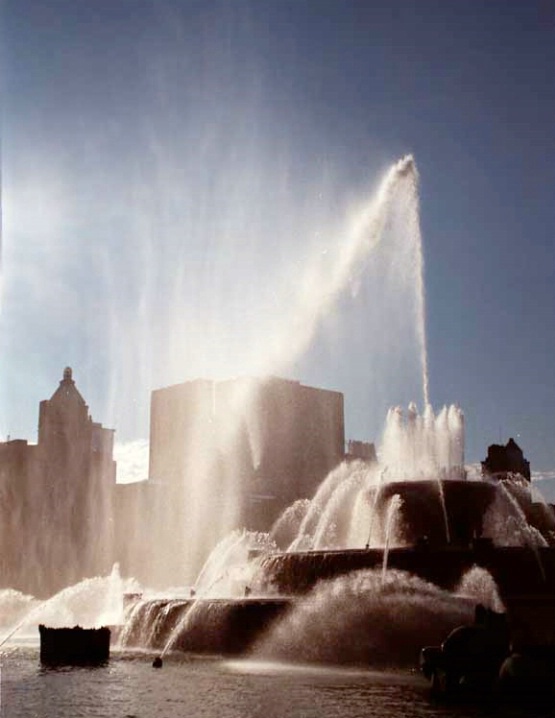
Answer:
117 404 555 667
115 157 555 668
3 156 555 673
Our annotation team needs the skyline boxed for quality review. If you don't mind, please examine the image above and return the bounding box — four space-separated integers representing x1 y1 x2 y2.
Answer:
1 1 554 474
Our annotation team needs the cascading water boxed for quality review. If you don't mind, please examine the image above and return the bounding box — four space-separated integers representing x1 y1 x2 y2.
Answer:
287 462 360 552
115 392 555 664
249 567 502 667
482 477 549 582
119 530 280 656
285 402 466 552
483 477 548 549
269 499 312 548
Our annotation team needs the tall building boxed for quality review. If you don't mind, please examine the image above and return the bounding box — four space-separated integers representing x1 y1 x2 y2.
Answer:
0 368 359 593
149 376 345 529
481 438 531 481
116 376 347 587
0 368 116 597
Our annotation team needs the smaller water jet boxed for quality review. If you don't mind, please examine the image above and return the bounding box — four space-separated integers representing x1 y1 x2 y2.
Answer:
382 494 403 582
455 566 505 613
0 564 134 650
280 403 467 554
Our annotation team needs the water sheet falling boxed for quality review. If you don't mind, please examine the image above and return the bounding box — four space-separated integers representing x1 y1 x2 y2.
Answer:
285 403 466 552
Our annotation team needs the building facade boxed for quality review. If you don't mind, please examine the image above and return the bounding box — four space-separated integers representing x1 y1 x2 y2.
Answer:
149 376 345 530
115 376 346 586
0 368 116 597
1 368 367 593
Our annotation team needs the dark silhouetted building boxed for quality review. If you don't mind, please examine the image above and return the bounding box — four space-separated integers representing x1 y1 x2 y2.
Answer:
0 368 116 596
481 437 531 482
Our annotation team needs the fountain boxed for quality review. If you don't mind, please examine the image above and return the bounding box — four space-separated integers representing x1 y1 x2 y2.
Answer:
3 155 555 670
114 153 431 588
113 155 555 667
116 401 555 665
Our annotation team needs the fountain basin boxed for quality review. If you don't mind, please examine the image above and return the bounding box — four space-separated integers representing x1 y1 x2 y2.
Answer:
374 479 496 546
122 597 292 655
260 545 555 598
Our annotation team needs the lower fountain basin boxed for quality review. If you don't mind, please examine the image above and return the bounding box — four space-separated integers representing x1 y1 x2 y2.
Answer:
122 597 292 655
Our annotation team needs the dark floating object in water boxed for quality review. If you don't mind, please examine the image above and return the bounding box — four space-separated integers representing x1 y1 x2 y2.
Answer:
152 655 163 668
39 624 110 666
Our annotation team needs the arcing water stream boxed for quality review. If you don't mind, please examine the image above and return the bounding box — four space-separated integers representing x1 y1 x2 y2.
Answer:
115 153 432 588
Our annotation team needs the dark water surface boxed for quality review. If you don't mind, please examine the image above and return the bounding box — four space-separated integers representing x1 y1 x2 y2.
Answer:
2 647 554 718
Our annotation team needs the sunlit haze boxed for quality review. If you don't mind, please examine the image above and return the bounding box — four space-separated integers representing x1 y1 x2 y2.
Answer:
1 1 553 479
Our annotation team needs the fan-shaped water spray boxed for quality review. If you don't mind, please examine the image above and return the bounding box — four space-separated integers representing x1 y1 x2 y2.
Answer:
250 568 501 667
0 564 134 648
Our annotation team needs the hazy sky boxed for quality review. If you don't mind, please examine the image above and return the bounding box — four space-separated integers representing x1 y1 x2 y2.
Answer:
1 0 554 472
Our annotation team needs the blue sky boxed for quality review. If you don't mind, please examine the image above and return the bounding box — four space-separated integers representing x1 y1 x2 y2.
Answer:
1 0 554 472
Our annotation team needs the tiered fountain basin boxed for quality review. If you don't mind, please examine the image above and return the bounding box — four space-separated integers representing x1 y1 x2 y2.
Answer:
261 478 554 596
262 545 555 600
121 596 292 654
120 477 555 659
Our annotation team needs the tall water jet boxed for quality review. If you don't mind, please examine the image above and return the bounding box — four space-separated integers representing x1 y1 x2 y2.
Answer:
118 154 433 588
260 155 429 394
